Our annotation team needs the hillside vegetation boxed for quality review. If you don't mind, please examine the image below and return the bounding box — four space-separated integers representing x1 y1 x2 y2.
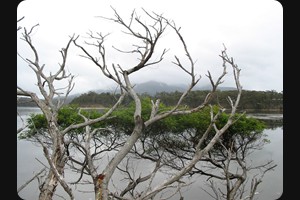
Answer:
17 80 282 112
70 89 283 112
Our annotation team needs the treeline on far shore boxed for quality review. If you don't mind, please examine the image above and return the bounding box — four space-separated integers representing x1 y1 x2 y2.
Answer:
17 90 283 112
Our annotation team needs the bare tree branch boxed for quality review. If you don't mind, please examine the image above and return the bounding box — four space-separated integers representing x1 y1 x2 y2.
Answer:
17 168 46 193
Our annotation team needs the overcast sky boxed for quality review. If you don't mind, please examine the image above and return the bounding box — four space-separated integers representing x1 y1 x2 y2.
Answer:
17 0 283 96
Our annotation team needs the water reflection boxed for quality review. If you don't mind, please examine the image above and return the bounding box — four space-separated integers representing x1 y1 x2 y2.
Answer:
247 113 283 130
17 108 283 200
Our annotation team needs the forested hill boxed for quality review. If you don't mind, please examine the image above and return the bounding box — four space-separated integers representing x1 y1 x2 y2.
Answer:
17 81 283 111
17 93 81 107
17 97 38 107
70 89 283 112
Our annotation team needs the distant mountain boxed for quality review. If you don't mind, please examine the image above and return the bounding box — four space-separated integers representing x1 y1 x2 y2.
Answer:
89 81 237 96
131 81 236 95
133 81 186 95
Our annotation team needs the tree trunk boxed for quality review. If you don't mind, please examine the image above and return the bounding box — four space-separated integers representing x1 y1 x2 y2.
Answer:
93 174 105 200
39 139 65 200
38 170 58 200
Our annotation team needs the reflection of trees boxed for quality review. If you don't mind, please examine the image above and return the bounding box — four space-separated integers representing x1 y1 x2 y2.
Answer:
259 119 283 130
22 105 277 200
198 130 277 200
116 111 277 200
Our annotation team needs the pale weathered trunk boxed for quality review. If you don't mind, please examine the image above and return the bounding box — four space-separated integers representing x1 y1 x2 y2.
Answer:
38 154 65 200
38 170 58 200
39 135 66 200
101 115 144 200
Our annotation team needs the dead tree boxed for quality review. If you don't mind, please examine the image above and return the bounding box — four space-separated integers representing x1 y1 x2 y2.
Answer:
17 24 76 200
73 8 243 200
17 24 126 199
199 132 277 200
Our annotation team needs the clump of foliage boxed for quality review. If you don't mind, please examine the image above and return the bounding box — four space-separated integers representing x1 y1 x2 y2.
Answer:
19 97 266 155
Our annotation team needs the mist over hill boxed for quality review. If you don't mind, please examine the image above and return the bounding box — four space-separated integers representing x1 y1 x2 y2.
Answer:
92 81 236 96
131 81 236 95
16 81 246 107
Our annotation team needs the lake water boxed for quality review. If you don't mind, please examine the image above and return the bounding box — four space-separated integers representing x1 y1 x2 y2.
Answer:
17 107 283 200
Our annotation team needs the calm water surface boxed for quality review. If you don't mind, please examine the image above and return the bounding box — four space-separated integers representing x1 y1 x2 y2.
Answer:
17 107 283 200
